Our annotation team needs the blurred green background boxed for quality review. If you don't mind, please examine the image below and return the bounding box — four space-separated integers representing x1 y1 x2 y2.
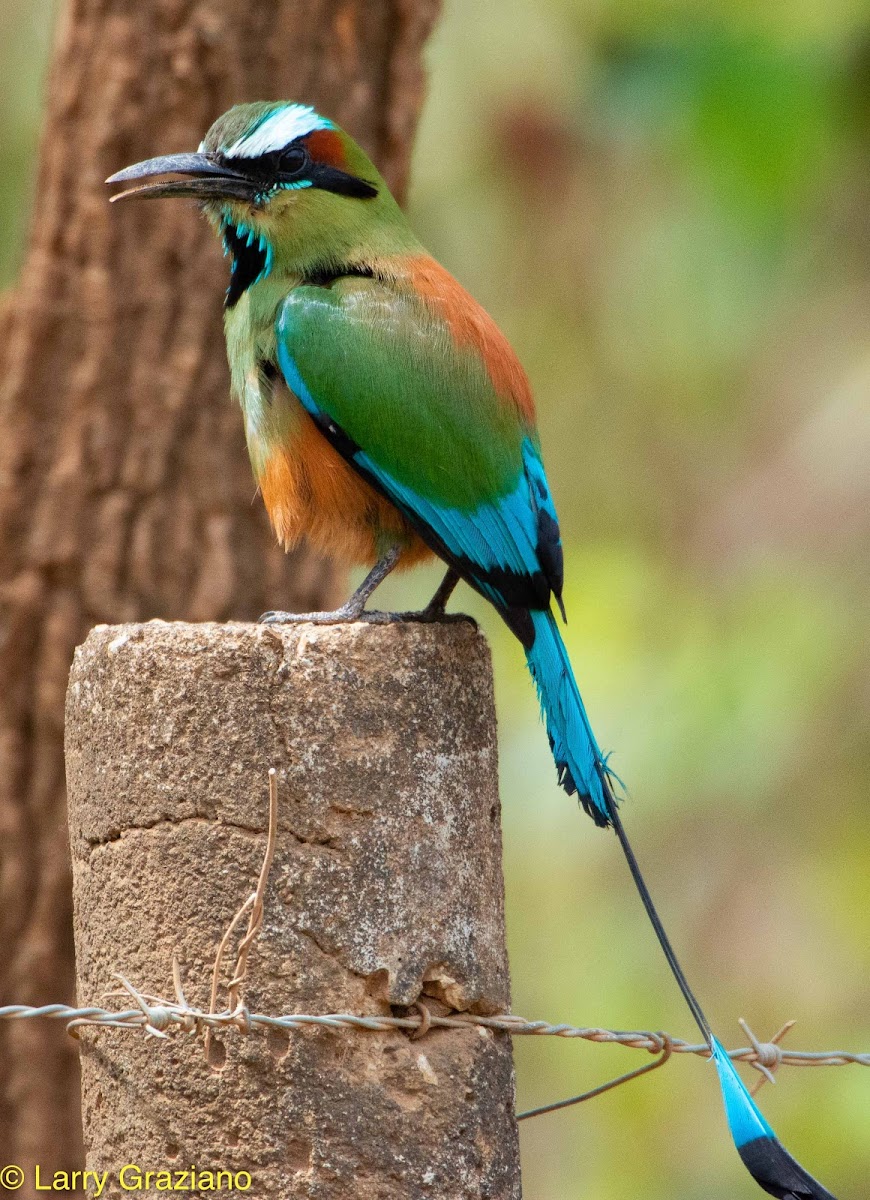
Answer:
4 0 869 1196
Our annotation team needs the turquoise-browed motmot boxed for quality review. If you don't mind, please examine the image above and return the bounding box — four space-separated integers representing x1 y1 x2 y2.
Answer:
108 102 835 1199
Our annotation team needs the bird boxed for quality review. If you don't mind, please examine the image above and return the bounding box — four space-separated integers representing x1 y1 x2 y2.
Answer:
108 101 836 1199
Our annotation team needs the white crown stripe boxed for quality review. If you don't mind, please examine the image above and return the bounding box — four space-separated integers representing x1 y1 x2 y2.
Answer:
225 105 334 158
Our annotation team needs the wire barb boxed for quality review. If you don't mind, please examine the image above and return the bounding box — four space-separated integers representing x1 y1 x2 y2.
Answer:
739 1017 796 1095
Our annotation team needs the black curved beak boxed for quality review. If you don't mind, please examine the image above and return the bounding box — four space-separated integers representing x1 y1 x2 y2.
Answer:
106 152 257 202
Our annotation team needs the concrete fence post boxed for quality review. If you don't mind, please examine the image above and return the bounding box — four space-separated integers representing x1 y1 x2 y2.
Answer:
64 619 521 1199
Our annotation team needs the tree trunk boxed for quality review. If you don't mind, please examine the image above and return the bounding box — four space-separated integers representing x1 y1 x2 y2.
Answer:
0 0 441 1184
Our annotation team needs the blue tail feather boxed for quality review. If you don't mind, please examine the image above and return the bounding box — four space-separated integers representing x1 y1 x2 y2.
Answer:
525 608 613 826
711 1040 836 1199
525 605 838 1199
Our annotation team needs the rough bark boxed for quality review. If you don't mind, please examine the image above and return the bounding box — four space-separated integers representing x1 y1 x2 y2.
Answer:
65 619 520 1199
0 0 442 1182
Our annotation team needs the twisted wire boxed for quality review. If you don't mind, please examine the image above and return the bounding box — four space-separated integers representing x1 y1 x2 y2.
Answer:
0 999 865 1072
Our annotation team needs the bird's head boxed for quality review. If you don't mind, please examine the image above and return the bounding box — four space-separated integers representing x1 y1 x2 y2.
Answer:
107 101 418 302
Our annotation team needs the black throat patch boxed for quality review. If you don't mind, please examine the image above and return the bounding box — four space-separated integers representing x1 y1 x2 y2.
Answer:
223 222 270 308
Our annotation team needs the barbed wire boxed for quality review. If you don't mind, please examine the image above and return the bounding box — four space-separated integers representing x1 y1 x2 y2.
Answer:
2 992 868 1071
20 769 865 1121
0 989 866 1121
0 992 866 1075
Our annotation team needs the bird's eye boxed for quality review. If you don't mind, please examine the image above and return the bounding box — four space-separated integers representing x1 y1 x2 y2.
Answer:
278 146 308 177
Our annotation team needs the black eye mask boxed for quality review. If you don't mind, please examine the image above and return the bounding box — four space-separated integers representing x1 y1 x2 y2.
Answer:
215 144 378 200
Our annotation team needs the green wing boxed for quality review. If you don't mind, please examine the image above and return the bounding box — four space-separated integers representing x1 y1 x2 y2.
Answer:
275 273 563 635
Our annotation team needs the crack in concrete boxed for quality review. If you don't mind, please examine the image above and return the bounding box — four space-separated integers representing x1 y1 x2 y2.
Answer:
297 925 367 973
295 928 485 1019
83 812 266 852
83 811 341 855
282 826 345 853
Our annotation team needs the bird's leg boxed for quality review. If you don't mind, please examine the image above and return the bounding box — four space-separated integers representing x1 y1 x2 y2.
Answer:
392 566 469 626
259 545 402 625
419 566 460 619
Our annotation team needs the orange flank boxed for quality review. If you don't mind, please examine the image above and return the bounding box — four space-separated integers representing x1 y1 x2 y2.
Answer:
258 411 432 569
387 255 537 425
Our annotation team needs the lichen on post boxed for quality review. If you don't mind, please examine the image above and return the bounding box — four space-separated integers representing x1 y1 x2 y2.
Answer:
65 619 521 1199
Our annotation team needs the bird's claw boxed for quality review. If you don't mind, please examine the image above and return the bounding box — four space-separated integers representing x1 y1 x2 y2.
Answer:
258 605 363 625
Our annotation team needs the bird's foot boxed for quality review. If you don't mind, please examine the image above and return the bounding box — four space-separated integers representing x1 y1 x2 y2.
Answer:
258 601 367 625
395 606 473 626
259 565 470 627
